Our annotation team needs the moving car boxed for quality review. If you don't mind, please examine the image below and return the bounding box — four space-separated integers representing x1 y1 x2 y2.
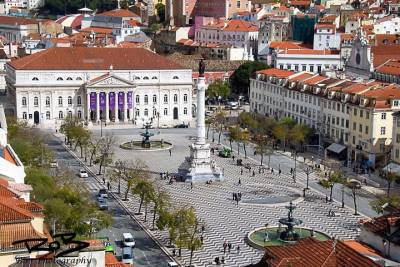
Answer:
98 188 108 198
219 148 232 158
122 233 136 247
79 169 88 178
97 197 108 210
122 246 134 265
174 123 188 128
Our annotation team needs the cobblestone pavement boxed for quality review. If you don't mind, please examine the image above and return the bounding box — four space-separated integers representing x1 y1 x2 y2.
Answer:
86 132 364 267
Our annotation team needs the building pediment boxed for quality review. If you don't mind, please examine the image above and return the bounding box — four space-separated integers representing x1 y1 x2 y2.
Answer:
87 73 135 87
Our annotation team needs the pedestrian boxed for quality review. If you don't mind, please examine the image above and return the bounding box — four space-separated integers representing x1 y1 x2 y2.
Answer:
238 192 242 200
107 182 110 190
200 235 204 244
236 245 240 254
178 248 181 257
221 256 225 264
252 170 255 176
228 242 232 253
325 171 327 177
258 167 261 174
240 168 243 175
325 195 329 203
279 169 281 175
191 182 193 189
236 196 239 205
290 168 293 175
169 149 172 157
238 178 241 185
201 225 205 232
232 155 235 162
223 241 227 254
102 176 105 184
232 192 235 200
172 248 176 256
271 168 274 174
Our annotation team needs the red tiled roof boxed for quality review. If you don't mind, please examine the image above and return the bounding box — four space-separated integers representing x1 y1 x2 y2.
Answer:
257 68 294 78
0 16 38 25
97 8 140 18
269 41 305 50
81 27 113 34
303 75 328 85
315 23 336 32
320 14 337 23
376 59 400 75
362 84 400 99
342 83 371 94
288 72 314 82
263 238 381 267
362 212 400 237
290 0 311 6
9 47 186 71
375 34 400 45
343 240 382 258
222 20 258 32
0 222 47 251
126 20 142 27
281 49 339 55
0 197 34 223
0 182 18 199
105 252 131 267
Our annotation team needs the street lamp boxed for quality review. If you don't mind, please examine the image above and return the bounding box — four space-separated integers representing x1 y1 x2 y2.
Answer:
264 223 269 243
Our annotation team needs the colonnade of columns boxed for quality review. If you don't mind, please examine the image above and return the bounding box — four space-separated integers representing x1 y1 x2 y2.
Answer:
86 91 133 123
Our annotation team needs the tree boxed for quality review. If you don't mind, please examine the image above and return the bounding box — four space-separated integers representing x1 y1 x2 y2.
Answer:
238 112 258 132
206 80 231 103
384 172 400 197
289 124 310 151
151 187 171 230
254 135 273 166
155 3 165 22
240 129 250 158
320 171 344 202
230 61 268 95
348 180 360 215
229 125 242 154
133 179 154 214
88 137 102 166
214 111 226 144
96 135 116 175
121 159 150 201
370 195 400 214
272 124 288 149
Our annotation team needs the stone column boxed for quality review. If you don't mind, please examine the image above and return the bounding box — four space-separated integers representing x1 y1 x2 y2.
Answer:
129 91 134 120
105 92 110 123
124 91 128 122
196 77 206 145
86 92 91 122
96 92 100 122
114 92 119 123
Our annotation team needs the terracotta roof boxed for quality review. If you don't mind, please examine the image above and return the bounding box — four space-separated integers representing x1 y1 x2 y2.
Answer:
0 182 18 199
376 59 400 75
371 45 400 67
328 81 354 92
288 72 313 82
290 0 311 6
341 33 355 41
105 252 131 267
269 41 305 50
303 75 328 85
9 47 186 71
362 84 400 99
257 68 294 78
81 27 113 34
375 34 400 45
262 238 381 267
343 240 382 258
315 23 336 32
97 8 140 18
362 212 400 239
126 20 142 27
320 14 337 23
0 16 38 26
222 20 258 32
0 222 47 251
0 197 35 223
342 83 370 94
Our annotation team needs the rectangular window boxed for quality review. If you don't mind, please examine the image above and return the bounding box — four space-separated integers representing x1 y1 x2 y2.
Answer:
359 124 362 133
360 110 363 118
396 149 399 158
365 126 369 134
382 112 386 119
353 122 356 131
346 120 349 128
381 127 386 135
353 135 356 144
366 111 370 119
354 108 357 116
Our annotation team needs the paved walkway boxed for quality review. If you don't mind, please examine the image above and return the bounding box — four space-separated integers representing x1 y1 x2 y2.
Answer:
68 131 366 267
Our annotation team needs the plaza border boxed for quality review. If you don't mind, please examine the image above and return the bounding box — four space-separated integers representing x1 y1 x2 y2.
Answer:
57 135 182 267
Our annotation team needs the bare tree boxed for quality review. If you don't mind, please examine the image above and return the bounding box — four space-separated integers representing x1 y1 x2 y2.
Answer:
97 135 116 175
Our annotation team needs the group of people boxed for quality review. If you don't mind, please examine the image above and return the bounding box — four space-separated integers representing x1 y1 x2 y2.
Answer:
232 192 242 204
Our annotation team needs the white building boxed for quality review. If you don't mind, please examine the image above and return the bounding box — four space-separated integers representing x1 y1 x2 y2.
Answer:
373 15 400 34
6 47 194 128
5 0 44 13
258 16 291 60
313 23 341 50
0 16 39 43
274 49 342 74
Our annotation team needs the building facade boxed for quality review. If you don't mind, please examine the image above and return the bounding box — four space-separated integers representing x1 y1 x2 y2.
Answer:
6 47 193 128
0 16 39 43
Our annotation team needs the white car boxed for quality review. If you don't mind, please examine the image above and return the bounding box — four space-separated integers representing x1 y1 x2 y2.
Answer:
79 169 88 178
159 124 169 129
122 233 136 247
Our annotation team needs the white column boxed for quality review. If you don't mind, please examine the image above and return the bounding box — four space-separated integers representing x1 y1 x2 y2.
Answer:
114 92 119 122
86 92 91 122
123 91 128 122
129 91 134 121
196 77 206 145
96 92 100 122
105 92 110 123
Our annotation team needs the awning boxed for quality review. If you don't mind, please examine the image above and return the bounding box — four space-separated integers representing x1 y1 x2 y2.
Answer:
326 143 346 154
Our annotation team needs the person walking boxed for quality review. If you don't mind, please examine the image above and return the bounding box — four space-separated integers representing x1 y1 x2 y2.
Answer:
107 182 110 190
169 149 172 157
232 155 235 162
191 182 193 189
223 241 227 254
236 245 240 254
238 178 241 185
102 176 105 184
240 168 243 175
252 170 255 177
228 242 232 253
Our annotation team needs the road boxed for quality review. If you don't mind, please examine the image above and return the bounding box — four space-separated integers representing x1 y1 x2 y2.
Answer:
45 134 172 267
90 127 378 218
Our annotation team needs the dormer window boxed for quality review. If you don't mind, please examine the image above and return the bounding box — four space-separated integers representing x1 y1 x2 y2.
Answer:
76 77 82 80
143 76 149 80
32 77 39 81
66 77 73 80
152 76 157 79
57 77 63 81
135 77 140 80
173 76 179 79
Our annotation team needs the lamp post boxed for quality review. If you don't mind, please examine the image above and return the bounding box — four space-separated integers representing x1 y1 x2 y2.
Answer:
264 223 269 243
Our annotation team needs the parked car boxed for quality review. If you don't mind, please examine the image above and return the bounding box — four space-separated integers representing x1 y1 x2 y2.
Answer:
50 160 58 168
167 262 179 267
218 148 232 158
174 123 188 128
122 246 134 265
98 188 108 198
122 233 136 247
99 237 114 254
97 197 108 210
79 169 88 178
159 124 169 129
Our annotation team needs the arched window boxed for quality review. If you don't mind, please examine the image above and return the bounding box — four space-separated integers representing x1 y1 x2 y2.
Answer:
135 95 140 103
153 108 157 117
153 95 157 103
68 96 72 106
22 112 27 119
33 96 39 107
135 109 140 116
58 96 63 106
76 77 82 81
66 77 73 80
184 107 188 115
46 111 50 120
77 96 82 106
143 76 149 80
77 110 82 119
57 77 63 81
183 94 188 103
58 111 63 119
45 96 50 107
144 95 148 104
173 76 179 79
174 94 178 103
164 108 168 115
32 77 39 81
164 94 168 104
22 97 27 106
144 108 148 116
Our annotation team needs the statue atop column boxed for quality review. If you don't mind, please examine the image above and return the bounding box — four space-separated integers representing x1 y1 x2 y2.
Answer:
199 59 205 77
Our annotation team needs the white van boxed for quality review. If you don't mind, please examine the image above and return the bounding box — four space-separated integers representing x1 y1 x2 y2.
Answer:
167 262 178 267
122 247 134 265
122 233 136 247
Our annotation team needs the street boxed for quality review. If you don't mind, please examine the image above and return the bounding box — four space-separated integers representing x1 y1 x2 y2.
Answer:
45 134 172 267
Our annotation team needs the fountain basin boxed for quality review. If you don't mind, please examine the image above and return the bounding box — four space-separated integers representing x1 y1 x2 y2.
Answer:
120 140 172 151
247 226 330 249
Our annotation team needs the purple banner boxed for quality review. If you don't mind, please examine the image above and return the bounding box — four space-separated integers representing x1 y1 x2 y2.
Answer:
90 92 96 110
118 92 124 109
109 92 115 110
100 92 106 111
127 92 133 109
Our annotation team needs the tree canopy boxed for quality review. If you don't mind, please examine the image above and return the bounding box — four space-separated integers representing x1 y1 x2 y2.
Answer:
206 80 231 100
230 61 268 95
41 0 118 16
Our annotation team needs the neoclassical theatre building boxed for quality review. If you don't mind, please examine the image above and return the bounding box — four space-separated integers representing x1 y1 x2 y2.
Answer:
6 47 194 128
